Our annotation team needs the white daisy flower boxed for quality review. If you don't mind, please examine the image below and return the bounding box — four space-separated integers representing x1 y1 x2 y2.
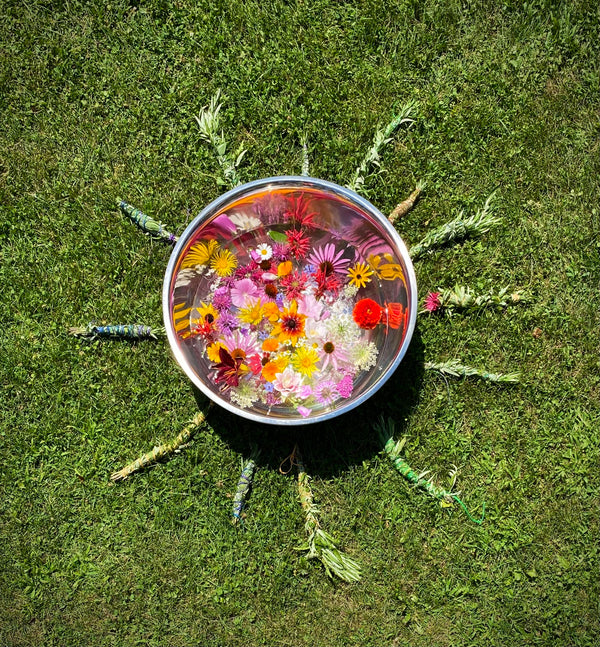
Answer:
256 243 273 261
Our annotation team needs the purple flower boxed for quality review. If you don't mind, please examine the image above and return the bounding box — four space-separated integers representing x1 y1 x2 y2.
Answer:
297 406 311 418
212 287 232 311
306 243 350 276
314 380 339 406
217 312 238 333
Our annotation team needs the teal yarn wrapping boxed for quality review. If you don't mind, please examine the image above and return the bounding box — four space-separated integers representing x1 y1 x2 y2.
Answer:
118 201 178 244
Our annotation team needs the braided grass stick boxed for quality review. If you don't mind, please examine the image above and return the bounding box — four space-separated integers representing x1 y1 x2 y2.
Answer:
111 407 212 481
425 360 520 383
69 323 165 341
410 192 500 259
375 417 485 524
389 180 426 224
295 447 361 582
232 448 259 525
118 201 178 244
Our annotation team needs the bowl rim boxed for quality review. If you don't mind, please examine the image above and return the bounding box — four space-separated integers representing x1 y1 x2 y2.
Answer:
162 175 418 426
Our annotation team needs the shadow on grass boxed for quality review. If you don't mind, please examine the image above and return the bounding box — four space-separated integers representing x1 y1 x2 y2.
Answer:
195 328 425 479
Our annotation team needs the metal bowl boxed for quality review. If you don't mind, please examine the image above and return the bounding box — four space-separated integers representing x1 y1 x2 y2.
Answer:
163 176 417 425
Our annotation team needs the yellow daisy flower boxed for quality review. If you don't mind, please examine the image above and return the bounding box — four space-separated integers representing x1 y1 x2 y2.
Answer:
292 345 320 377
181 239 218 268
206 341 226 362
347 262 374 288
195 302 219 324
210 248 238 277
238 299 266 326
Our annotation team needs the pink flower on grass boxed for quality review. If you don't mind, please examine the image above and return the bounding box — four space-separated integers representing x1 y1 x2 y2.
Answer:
306 243 350 276
424 291 442 313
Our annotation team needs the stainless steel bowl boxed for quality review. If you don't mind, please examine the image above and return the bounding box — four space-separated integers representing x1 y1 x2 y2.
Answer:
163 176 417 425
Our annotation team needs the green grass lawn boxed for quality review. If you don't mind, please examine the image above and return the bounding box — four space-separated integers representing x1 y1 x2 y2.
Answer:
1 1 599 645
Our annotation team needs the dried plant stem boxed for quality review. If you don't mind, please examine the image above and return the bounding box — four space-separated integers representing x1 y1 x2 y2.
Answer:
296 448 361 582
118 201 178 244
389 180 426 223
424 360 520 383
69 323 164 341
410 192 500 259
110 408 211 481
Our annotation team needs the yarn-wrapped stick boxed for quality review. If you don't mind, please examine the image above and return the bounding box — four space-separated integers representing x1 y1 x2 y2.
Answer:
375 416 485 524
295 447 361 582
118 201 178 244
410 192 500 259
389 181 426 223
110 408 211 481
232 449 259 525
69 323 164 341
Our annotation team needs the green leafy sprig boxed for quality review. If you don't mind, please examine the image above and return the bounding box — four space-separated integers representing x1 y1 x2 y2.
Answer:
195 90 246 188
424 360 520 383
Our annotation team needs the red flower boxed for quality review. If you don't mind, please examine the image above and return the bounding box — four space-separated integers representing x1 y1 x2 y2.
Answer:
382 302 405 329
285 228 310 259
213 347 246 389
314 268 341 299
352 298 383 330
424 291 442 313
284 196 316 229
280 270 308 300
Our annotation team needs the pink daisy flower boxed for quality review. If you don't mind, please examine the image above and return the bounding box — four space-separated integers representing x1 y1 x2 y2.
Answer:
314 380 339 406
306 243 350 276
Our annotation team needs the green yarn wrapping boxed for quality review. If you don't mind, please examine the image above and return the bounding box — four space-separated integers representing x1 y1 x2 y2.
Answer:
118 201 178 243
376 417 485 525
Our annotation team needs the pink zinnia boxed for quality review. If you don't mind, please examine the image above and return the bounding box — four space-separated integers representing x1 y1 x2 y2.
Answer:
424 291 442 313
306 243 350 276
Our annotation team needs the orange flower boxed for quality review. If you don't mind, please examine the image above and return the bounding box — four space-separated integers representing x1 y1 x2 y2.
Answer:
263 302 280 323
262 337 280 352
261 356 289 382
277 260 293 277
271 300 306 345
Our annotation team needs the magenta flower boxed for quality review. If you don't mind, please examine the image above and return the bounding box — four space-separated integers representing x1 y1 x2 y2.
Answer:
337 374 353 399
306 243 350 276
424 291 442 313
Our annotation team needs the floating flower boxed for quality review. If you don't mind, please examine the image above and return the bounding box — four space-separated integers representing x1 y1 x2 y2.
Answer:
352 298 382 330
216 312 238 334
320 340 350 373
285 228 311 259
271 301 306 345
222 329 261 358
180 239 219 268
212 287 232 311
195 302 219 325
213 347 247 390
263 282 278 301
307 243 350 276
292 345 320 377
349 341 378 371
255 243 273 261
210 248 238 277
231 278 260 308
284 196 316 228
206 341 226 363
347 262 374 289
261 337 279 353
297 405 312 418
314 380 339 406
423 292 442 313
280 270 308 301
262 355 289 382
337 374 354 398
272 366 304 399
277 260 293 277
238 299 266 326
230 213 262 231
229 381 259 409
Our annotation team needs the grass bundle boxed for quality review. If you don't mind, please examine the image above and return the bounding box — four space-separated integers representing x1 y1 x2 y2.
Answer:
68 323 165 341
388 181 426 223
110 408 211 481
195 90 246 189
347 103 415 193
409 192 500 259
375 417 485 524
421 285 525 314
232 449 259 525
118 201 178 244
295 448 361 582
424 360 520 383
